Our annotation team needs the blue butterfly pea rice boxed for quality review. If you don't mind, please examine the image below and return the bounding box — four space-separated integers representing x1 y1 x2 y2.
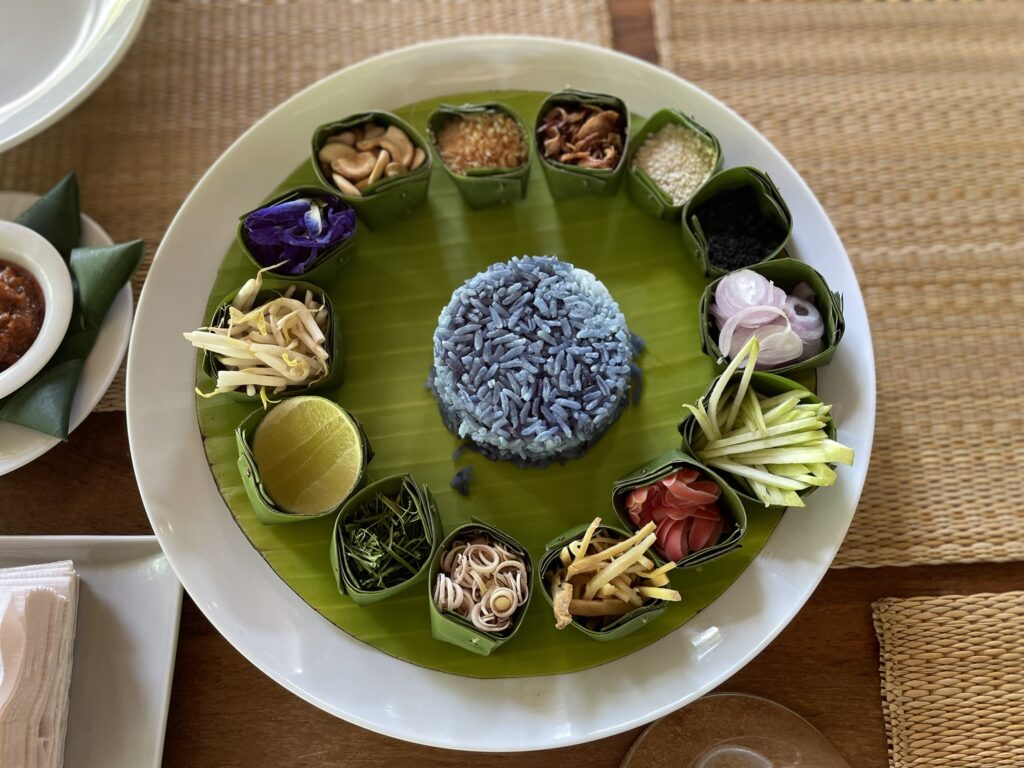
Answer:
430 256 633 465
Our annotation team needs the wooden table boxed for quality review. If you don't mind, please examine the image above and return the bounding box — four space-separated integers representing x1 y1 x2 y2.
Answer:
4 2 1022 765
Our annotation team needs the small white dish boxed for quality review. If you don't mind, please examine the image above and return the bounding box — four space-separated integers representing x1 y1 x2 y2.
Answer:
0 0 151 153
0 220 74 398
0 535 182 768
0 192 134 476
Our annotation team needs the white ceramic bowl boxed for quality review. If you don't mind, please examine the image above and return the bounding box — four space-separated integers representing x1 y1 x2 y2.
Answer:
0 220 73 398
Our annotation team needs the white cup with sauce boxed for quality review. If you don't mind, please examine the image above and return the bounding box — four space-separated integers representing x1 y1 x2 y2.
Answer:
0 221 73 399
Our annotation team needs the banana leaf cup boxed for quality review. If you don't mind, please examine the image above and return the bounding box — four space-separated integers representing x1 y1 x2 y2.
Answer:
311 112 432 231
612 448 747 568
237 187 357 284
698 258 846 377
426 103 531 209
428 520 533 656
681 166 793 277
330 474 441 606
235 400 372 525
678 370 838 509
199 278 343 403
534 89 630 199
538 521 670 642
626 108 722 221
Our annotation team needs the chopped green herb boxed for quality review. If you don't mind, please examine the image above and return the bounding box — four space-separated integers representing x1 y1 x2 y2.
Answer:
340 477 431 591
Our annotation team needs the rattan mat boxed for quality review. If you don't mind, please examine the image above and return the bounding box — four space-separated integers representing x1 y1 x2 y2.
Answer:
0 0 612 411
654 0 1024 567
873 591 1024 767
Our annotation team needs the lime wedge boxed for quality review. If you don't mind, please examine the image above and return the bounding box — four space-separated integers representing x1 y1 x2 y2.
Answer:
252 396 364 516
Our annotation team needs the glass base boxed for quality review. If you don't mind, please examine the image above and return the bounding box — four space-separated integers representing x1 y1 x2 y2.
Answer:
622 693 851 768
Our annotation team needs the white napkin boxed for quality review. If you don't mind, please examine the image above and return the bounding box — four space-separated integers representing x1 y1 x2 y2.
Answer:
0 561 78 768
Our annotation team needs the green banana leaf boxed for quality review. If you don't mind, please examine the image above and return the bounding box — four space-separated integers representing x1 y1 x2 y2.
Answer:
197 90 789 678
538 521 669 642
0 175 143 439
198 278 344 402
426 103 532 209
311 112 432 231
681 166 793 278
611 448 747 568
626 108 722 222
329 474 440 605
12 173 80 259
235 400 372 525
698 258 846 377
428 520 533 656
237 187 358 284
534 89 631 198
678 370 836 509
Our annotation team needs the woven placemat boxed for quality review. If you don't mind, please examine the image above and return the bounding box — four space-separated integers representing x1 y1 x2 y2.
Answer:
873 591 1024 767
654 0 1024 567
0 0 612 412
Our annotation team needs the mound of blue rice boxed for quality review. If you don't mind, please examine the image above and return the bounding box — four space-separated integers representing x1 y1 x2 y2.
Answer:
430 256 633 465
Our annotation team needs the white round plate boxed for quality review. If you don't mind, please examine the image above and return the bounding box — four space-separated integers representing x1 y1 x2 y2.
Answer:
127 38 875 752
0 192 133 476
0 0 150 153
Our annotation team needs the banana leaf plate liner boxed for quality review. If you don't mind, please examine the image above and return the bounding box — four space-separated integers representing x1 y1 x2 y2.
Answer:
539 521 669 642
330 474 440 606
427 520 533 656
311 112 432 231
235 400 372 525
426 103 532 209
199 278 343 403
681 166 793 278
678 370 836 509
534 89 630 199
237 186 357 284
612 448 747 568
626 108 722 222
698 258 846 377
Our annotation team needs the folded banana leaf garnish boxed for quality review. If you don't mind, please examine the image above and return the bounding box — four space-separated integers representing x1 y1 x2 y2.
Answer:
612 449 747 568
235 402 372 525
539 520 673 642
311 111 432 231
0 174 144 439
626 107 722 222
697 258 845 377
426 103 532 209
428 520 533 656
329 474 441 606
681 166 792 278
534 89 630 199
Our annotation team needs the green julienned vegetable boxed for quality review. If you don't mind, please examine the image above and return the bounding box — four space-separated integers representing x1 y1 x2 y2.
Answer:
684 336 854 507
341 477 432 591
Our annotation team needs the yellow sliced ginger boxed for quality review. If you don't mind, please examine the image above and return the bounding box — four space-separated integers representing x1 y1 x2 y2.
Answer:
638 586 682 602
567 522 656 576
583 533 657 600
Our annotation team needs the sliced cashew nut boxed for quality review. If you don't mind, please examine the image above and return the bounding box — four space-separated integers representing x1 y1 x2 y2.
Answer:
383 125 415 167
331 151 376 180
362 123 385 139
384 162 407 178
355 177 371 191
318 142 355 164
332 173 361 197
368 149 389 184
410 147 426 171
